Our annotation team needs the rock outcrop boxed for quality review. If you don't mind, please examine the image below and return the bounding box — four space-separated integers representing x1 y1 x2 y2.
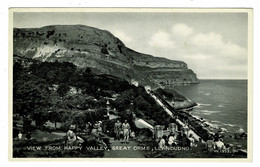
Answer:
13 25 199 87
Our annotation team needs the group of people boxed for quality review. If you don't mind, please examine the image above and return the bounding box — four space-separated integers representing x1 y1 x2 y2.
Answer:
114 120 132 144
16 131 33 141
89 121 104 137
66 119 132 148
157 132 197 149
157 121 207 149
234 128 247 139
158 133 177 149
205 135 226 152
65 120 109 149
157 121 196 148
178 121 243 153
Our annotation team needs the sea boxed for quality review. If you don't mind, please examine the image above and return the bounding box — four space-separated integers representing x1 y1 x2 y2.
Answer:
174 80 248 135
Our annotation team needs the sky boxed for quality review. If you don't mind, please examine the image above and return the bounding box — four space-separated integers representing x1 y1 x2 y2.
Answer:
13 11 249 79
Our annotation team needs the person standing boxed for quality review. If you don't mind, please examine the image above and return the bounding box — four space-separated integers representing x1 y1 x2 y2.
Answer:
215 138 225 151
122 120 130 144
188 134 195 147
85 122 92 135
91 122 99 138
206 136 215 153
178 131 188 147
114 120 122 141
214 131 221 141
18 131 22 140
182 122 190 136
97 121 103 134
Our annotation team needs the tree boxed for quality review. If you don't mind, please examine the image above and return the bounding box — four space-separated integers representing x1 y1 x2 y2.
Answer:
30 61 76 85
32 111 49 130
61 94 88 110
72 112 85 129
57 109 72 123
83 67 92 76
13 73 51 131
135 95 151 111
13 62 23 79
48 111 62 129
57 83 70 97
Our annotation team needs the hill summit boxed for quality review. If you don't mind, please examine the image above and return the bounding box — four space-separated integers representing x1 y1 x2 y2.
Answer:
13 25 199 87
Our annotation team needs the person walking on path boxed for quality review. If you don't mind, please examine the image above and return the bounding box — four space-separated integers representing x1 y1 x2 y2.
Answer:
122 120 130 144
114 120 122 141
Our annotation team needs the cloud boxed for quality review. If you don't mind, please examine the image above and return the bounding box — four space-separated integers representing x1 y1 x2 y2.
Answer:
191 32 224 48
148 30 175 48
172 23 193 37
148 29 248 79
113 30 133 43
221 42 247 57
181 32 248 79
184 53 210 61
190 32 247 61
145 24 247 79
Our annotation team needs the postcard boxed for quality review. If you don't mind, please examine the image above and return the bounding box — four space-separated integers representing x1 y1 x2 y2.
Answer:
9 8 253 161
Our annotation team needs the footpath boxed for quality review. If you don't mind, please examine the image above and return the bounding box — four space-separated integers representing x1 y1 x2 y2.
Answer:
149 91 205 142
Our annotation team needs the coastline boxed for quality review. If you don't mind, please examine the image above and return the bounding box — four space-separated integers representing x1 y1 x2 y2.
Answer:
173 99 197 111
149 87 248 155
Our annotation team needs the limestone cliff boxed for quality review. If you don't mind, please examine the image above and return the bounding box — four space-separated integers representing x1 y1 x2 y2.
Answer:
13 25 199 87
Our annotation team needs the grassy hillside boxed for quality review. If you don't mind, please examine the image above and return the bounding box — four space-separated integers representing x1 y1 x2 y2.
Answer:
13 25 199 87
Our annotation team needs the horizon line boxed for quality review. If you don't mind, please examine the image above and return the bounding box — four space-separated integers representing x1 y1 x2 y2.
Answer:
198 78 247 80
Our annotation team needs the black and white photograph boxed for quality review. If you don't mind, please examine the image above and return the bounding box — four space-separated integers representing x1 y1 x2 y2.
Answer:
9 8 252 160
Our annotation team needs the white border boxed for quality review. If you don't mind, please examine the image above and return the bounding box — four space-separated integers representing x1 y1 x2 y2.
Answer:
1 0 260 167
8 7 253 162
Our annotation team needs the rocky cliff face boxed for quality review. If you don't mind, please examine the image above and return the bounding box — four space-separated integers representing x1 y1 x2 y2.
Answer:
13 25 199 87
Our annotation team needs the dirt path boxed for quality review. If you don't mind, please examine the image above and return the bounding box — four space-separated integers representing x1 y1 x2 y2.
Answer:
104 138 145 158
